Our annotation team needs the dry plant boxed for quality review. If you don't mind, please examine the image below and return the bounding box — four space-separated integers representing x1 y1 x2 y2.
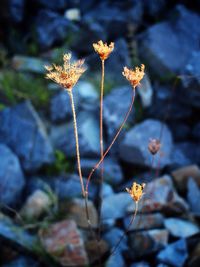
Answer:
45 44 146 262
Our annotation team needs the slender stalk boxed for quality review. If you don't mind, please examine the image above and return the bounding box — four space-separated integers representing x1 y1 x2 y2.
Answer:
68 90 85 197
86 88 136 193
111 201 138 255
97 59 105 241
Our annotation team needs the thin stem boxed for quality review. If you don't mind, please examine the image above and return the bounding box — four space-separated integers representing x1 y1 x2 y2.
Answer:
68 90 85 197
86 87 136 193
97 59 105 241
111 201 138 255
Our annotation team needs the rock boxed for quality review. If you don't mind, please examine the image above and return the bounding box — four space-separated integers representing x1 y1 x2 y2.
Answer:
170 122 190 142
192 122 200 141
67 198 98 228
39 219 88 266
0 213 37 252
11 56 47 73
79 157 123 185
164 218 199 238
171 144 192 167
119 119 173 168
139 5 200 75
85 239 108 264
50 110 100 158
0 144 25 206
172 165 200 193
36 0 69 10
157 239 188 267
0 101 54 171
130 262 150 267
124 213 164 231
50 81 98 123
135 175 189 214
35 9 78 50
103 227 128 252
9 0 25 23
105 251 125 267
53 174 97 200
1 256 39 267
102 192 133 221
103 86 135 143
20 190 52 220
172 142 200 165
187 178 200 216
142 0 166 17
128 229 169 258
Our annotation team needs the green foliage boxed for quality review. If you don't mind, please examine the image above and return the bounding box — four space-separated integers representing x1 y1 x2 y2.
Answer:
0 71 51 108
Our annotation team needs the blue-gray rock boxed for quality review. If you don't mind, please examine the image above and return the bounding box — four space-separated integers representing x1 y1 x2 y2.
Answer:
0 101 54 171
128 229 169 258
78 157 123 185
0 144 25 206
187 178 200 216
124 213 164 231
139 5 200 75
9 0 24 23
172 142 200 165
0 213 37 252
119 119 173 168
50 81 98 123
104 85 135 144
35 9 78 50
2 257 39 267
170 122 190 142
102 192 133 221
164 218 199 238
105 251 125 267
130 262 150 267
50 110 100 158
12 56 47 73
171 144 192 167
157 239 188 267
142 0 166 17
103 227 128 253
36 0 68 10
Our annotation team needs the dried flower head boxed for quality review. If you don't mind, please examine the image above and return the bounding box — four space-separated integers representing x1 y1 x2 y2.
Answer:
122 64 145 88
148 138 161 155
126 182 145 203
45 53 86 91
93 40 114 60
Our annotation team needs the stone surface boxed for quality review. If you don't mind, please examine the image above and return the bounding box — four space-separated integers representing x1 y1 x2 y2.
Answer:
67 198 98 228
105 251 125 267
11 56 46 73
1 257 39 267
187 178 200 216
128 229 169 258
79 157 123 185
134 175 189 214
0 101 54 171
36 0 68 10
50 110 100 158
20 190 52 220
39 219 88 266
102 192 133 221
157 239 188 267
164 218 199 238
103 86 135 143
130 262 150 267
0 144 25 206
103 227 128 252
139 5 200 75
172 142 200 165
172 165 200 193
9 0 25 23
85 239 108 264
119 119 173 168
124 213 164 231
0 213 37 252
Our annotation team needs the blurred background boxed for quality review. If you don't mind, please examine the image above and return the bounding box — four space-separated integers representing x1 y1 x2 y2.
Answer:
0 0 200 267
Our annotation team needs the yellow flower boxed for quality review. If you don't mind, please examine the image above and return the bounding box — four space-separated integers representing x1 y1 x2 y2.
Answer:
93 40 114 60
126 182 145 203
122 64 145 88
45 53 86 91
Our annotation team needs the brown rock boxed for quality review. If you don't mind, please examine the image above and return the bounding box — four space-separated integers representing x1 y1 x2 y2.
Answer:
39 220 88 266
85 239 109 264
67 198 98 228
172 165 200 192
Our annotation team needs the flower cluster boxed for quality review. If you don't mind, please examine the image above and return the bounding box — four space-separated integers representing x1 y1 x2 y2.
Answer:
122 64 145 88
93 40 114 60
126 182 145 203
45 53 86 91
